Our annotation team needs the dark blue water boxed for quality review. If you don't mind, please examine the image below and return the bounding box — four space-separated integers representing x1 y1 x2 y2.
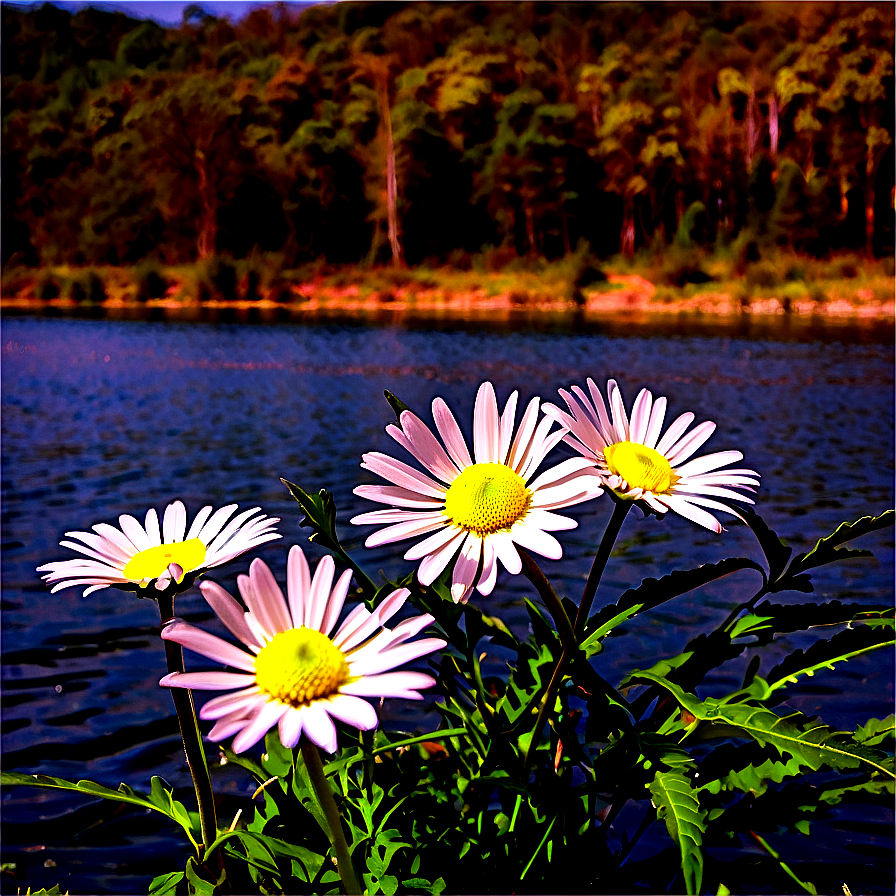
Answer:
2 316 893 894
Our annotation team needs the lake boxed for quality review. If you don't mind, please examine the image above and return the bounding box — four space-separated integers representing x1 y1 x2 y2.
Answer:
2 314 893 894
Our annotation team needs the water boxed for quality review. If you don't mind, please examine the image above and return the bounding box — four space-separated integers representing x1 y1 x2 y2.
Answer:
2 316 893 894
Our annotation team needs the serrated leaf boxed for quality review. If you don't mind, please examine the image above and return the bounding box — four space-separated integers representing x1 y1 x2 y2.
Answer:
854 715 895 747
184 855 225 895
626 673 895 778
649 770 705 895
0 772 198 847
748 600 894 643
787 510 894 576
740 507 792 582
698 742 806 796
583 558 763 653
765 623 895 695
729 613 775 640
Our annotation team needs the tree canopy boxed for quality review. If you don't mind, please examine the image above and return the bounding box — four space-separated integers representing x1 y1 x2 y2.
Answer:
2 1 893 268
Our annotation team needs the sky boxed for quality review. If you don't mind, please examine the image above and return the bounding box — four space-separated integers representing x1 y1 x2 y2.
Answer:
2 0 325 25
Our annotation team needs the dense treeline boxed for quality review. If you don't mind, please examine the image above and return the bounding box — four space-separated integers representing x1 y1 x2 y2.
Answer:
2 1 893 271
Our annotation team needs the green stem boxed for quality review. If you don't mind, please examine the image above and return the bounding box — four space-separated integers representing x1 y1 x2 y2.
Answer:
157 594 218 855
519 549 575 776
369 727 467 756
301 740 362 896
575 500 631 638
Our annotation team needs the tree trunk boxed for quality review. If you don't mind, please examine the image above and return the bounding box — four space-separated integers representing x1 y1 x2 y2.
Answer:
195 148 216 261
865 154 876 258
524 201 537 257
621 197 635 257
379 81 403 268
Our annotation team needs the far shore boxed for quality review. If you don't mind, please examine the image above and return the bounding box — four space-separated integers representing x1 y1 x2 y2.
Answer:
3 265 894 323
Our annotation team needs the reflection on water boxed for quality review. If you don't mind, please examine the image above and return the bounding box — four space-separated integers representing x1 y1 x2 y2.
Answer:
2 316 893 893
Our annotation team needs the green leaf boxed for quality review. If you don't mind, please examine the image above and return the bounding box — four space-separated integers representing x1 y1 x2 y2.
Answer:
786 510 894 577
740 506 791 583
149 872 185 895
0 772 198 848
649 770 705 896
280 478 377 596
626 673 895 778
383 390 411 420
184 855 226 894
748 599 894 643
854 715 895 748
765 623 895 695
583 558 763 653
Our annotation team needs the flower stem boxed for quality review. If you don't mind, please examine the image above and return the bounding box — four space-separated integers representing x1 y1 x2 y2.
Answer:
157 594 218 854
574 500 631 638
519 549 575 776
301 740 363 895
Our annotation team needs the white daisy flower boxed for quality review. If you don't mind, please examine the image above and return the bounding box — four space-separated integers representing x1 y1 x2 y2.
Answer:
350 381 603 603
37 501 281 596
160 546 445 754
543 378 760 533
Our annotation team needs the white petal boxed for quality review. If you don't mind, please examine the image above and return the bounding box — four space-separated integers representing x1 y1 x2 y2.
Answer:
524 508 579 531
323 694 379 730
118 514 152 551
196 504 239 544
349 638 447 676
200 686 264 720
353 484 445 509
361 452 447 499
490 530 522 575
389 410 460 483
659 494 724 533
497 390 519 464
403 522 458 562
475 538 498 595
144 508 162 546
643 396 667 449
306 554 335 631
674 450 745 478
415 529 466 586
321 568 353 637
363 516 447 549
186 505 214 540
278 707 304 748
451 532 482 603
510 524 563 560
161 620 257 672
340 670 436 699
628 388 653 444
431 396 473 470
507 397 542 472
527 456 598 492
200 580 262 651
232 700 289 753
666 420 717 466
250 557 292 635
287 545 311 630
300 702 338 753
160 670 257 690
655 412 696 456
473 381 500 464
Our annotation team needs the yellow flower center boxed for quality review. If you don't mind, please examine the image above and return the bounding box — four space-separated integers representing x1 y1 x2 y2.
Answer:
604 441 678 494
444 463 530 535
254 628 349 707
122 538 207 581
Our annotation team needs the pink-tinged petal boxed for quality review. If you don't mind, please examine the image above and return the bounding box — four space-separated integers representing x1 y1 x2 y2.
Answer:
687 469 759 484
644 396 668 449
160 670 257 690
641 493 668 514
361 452 447 499
507 396 542 472
529 479 602 510
323 694 379 730
607 381 631 442
331 604 370 646
118 514 151 551
161 620 256 672
209 532 281 568
200 581 262 651
431 397 473 470
628 389 652 444
232 701 289 753
674 450 745 478
199 686 263 720
209 711 255 743
473 381 500 464
476 538 498 596
403 522 457 562
238 573 279 642
675 493 748 521
144 508 162 547
278 707 304 748
351 508 442 526
666 420 717 466
164 501 188 544
47 577 118 594
62 530 130 563
379 613 437 648
584 379 615 439
497 390 519 464
389 411 460 483
451 532 482 603
340 670 436 699
186 505 214 540
249 557 292 635
490 531 522 575
415 529 466 586
287 545 311 629
363 516 447 549
306 554 335 631
654 412 696 456
300 702 338 753
527 457 598 492
510 525 563 560
205 506 264 555
336 589 409 652
353 484 445 509
517 415 557 482
321 568 353 637
349 638 447 676
674 483 755 503
57 540 127 567
659 494 724 533
196 504 239 544
524 508 579 532
91 521 138 556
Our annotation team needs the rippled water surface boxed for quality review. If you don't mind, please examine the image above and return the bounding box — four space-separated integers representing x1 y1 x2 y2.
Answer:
2 316 893 894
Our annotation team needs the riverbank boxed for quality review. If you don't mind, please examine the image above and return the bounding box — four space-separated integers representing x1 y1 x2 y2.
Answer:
2 257 893 322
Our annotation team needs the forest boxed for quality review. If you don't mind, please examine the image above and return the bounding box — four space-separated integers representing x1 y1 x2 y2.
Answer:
2 1 894 279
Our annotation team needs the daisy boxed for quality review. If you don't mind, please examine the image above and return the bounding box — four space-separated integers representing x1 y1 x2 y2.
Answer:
37 501 281 596
543 378 760 533
350 381 603 603
160 546 445 754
